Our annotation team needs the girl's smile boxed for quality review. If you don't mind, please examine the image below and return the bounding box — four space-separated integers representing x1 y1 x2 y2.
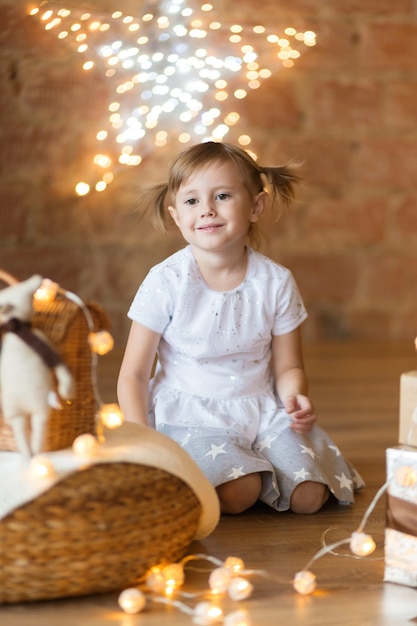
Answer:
197 224 223 232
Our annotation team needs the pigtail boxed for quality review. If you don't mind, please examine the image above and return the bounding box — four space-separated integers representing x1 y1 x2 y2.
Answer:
138 182 170 232
260 163 301 211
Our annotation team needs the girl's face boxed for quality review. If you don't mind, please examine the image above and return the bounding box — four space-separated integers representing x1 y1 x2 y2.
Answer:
168 160 265 255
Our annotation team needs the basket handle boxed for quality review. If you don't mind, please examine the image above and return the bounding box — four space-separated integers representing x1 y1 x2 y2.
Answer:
0 270 19 286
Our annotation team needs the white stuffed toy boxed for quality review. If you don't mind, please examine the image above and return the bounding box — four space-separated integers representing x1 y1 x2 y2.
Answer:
0 275 74 457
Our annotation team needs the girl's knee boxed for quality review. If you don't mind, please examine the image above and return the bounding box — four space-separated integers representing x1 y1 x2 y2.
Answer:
290 481 329 514
216 473 262 515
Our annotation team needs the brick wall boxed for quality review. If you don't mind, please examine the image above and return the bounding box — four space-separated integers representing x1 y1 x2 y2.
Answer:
1 0 417 346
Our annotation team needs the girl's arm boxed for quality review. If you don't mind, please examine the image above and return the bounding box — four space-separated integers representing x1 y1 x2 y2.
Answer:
117 321 161 426
272 327 316 433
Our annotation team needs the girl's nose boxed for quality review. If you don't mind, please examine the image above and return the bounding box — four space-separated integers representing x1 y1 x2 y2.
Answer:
201 202 215 217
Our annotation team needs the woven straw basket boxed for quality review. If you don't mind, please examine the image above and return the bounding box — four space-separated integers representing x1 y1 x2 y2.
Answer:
0 462 202 604
0 270 110 452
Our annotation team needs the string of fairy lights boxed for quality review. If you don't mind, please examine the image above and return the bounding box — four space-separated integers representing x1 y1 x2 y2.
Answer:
28 1 316 196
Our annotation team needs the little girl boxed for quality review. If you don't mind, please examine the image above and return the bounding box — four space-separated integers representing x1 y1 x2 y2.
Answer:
118 141 364 515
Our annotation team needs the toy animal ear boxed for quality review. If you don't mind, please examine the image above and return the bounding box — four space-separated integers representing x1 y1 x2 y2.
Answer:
28 275 43 291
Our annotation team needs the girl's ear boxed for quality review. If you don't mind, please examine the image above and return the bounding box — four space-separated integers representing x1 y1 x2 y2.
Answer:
249 191 267 223
167 205 179 226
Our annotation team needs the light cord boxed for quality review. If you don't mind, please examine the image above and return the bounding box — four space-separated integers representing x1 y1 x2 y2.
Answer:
357 480 389 533
58 286 105 412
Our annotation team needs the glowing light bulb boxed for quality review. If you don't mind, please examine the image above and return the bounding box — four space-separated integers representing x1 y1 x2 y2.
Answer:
293 570 316 595
350 532 376 557
146 566 166 593
304 30 317 46
193 601 223 625
72 433 99 458
34 278 59 303
75 182 90 196
209 567 233 594
227 577 253 601
238 135 251 146
88 330 114 355
224 556 245 573
395 465 417 487
162 563 185 592
99 403 124 429
234 89 247 99
93 154 112 168
118 587 146 614
28 456 55 479
225 112 240 125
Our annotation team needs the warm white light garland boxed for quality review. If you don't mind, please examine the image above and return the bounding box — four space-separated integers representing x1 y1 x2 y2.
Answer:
72 432 100 457
113 477 399 622
118 553 257 624
28 0 316 195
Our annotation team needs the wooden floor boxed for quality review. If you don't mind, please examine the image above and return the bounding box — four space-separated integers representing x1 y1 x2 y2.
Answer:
1 342 417 625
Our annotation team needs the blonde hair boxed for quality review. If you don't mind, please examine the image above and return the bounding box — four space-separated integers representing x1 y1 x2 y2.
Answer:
139 142 300 247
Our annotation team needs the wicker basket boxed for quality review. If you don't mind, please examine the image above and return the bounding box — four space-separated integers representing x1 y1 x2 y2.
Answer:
0 276 220 606
0 271 110 452
0 462 202 604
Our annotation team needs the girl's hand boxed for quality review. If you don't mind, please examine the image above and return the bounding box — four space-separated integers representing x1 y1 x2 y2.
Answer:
284 394 317 433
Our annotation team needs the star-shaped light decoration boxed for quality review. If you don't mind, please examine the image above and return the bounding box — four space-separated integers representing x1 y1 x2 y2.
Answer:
29 1 316 195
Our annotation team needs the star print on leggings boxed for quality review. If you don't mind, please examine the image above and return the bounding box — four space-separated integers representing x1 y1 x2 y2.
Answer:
205 442 228 460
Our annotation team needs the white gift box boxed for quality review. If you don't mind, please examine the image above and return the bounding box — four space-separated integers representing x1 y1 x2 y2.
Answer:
384 447 417 587
399 371 417 447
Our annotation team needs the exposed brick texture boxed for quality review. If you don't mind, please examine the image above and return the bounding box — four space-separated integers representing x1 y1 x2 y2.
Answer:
1 0 417 346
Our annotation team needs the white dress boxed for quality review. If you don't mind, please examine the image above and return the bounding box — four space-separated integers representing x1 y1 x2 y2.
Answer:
128 246 364 511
